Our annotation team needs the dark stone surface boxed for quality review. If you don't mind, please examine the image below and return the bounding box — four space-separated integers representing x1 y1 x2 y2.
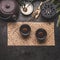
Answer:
0 15 60 60
0 0 60 60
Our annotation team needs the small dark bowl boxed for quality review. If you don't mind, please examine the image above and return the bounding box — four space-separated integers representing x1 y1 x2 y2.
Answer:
36 28 47 43
20 24 31 38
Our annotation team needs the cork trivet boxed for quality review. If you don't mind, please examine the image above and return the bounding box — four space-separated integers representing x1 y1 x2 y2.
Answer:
8 22 55 46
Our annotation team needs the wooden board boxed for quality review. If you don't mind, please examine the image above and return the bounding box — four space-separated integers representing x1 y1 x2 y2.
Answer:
8 22 55 46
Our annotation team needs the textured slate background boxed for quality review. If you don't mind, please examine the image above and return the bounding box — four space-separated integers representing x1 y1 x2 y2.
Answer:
0 16 60 60
0 0 60 60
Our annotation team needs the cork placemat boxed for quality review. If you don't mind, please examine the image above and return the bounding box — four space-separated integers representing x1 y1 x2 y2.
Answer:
8 22 55 46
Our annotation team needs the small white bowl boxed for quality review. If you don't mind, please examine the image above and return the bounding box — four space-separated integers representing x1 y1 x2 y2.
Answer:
20 2 33 15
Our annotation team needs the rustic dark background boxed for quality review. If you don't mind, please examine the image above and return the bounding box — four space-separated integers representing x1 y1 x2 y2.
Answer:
0 15 60 60
0 0 60 60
